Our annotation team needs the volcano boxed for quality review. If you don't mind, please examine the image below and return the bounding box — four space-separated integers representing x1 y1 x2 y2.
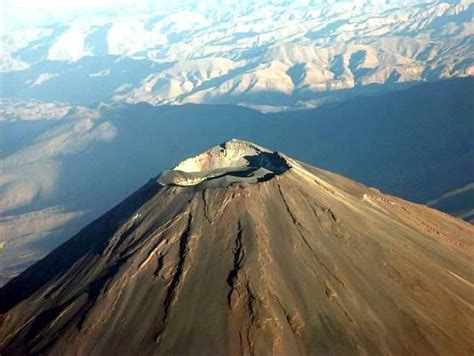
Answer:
1 140 473 355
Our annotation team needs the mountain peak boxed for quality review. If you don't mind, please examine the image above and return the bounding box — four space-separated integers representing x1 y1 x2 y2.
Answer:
157 139 290 188
1 141 473 355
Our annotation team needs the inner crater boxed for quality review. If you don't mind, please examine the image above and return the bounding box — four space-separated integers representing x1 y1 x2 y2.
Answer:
157 139 290 188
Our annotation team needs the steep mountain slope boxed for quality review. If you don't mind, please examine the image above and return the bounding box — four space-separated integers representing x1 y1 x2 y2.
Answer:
1 0 473 110
1 78 472 287
1 140 473 355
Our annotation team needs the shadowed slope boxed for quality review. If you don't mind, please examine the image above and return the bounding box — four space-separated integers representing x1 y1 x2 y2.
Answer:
1 141 473 355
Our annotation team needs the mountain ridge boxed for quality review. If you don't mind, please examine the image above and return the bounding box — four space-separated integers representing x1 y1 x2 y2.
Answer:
2 1 473 111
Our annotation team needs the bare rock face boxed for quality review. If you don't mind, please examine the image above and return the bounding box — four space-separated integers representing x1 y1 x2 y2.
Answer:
1 140 473 355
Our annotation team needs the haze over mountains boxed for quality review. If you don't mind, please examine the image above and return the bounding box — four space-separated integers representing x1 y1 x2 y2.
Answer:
2 0 473 110
1 140 473 355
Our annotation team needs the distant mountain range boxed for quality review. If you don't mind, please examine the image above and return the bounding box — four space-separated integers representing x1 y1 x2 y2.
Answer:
1 0 473 110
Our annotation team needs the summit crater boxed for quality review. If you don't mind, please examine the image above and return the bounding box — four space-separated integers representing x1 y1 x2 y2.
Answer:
157 139 290 188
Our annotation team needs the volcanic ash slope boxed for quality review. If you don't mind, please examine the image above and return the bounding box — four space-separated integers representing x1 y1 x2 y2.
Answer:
1 139 473 355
